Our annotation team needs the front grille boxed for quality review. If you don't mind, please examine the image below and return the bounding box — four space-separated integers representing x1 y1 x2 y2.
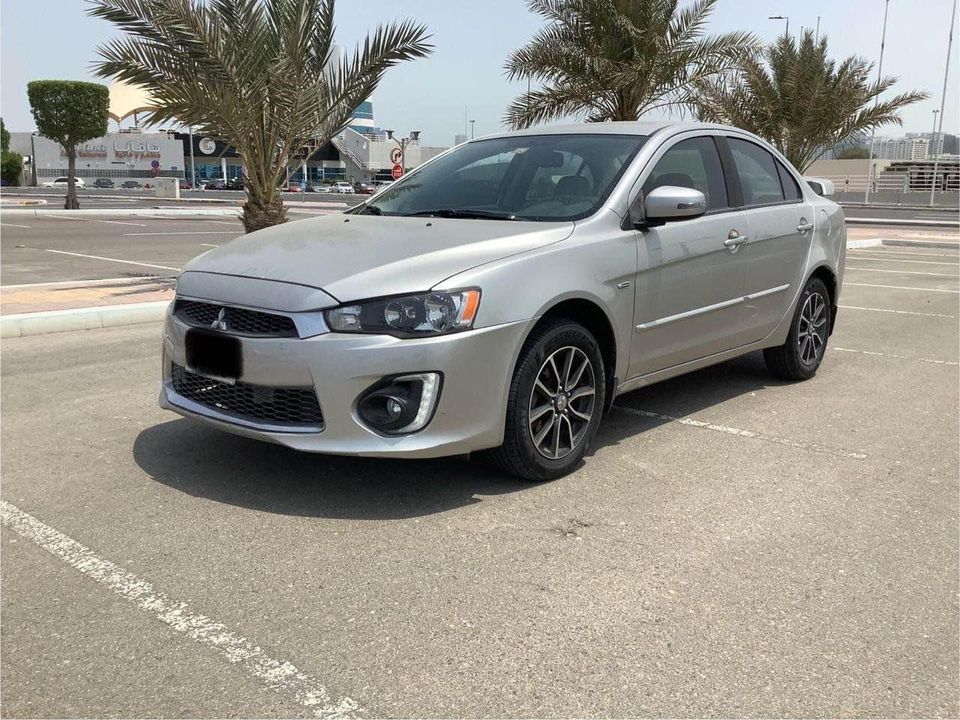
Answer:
174 299 297 337
171 364 323 428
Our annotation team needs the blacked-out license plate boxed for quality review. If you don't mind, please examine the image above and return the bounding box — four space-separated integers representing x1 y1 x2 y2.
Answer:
185 328 242 380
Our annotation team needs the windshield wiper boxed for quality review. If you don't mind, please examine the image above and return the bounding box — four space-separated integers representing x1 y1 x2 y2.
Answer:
402 208 516 220
358 204 383 215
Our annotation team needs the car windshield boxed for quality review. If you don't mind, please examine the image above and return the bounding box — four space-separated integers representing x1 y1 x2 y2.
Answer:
362 133 647 222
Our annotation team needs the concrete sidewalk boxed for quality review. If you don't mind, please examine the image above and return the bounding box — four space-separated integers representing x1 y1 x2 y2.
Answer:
1 278 173 338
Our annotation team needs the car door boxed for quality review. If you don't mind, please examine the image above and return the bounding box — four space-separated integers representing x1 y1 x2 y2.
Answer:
628 134 754 379
723 137 815 342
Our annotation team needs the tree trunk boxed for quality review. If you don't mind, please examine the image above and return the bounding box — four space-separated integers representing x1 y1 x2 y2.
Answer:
65 149 79 209
241 185 286 233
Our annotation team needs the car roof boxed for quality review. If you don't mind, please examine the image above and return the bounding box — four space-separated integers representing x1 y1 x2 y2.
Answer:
475 121 743 141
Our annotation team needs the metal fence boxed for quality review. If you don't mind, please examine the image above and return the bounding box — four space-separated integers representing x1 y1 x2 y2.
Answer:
818 172 960 207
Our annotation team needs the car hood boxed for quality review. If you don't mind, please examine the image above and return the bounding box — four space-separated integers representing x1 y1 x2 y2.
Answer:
183 214 574 302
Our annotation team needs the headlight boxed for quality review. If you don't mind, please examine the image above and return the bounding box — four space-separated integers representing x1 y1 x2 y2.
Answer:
325 289 481 337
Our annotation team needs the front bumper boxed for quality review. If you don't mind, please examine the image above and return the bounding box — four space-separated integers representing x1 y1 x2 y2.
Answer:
160 305 526 458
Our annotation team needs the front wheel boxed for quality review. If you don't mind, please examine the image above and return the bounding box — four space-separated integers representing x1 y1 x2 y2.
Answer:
486 319 605 481
764 277 831 381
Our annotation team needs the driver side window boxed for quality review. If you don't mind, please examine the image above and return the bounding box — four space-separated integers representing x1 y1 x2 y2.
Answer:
642 136 728 211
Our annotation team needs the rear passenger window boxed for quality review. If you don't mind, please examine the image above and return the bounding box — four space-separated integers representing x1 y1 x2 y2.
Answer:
776 161 802 201
728 138 785 206
642 137 728 211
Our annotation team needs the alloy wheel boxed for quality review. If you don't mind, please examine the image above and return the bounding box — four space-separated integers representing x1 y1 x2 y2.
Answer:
528 346 596 460
797 292 827 366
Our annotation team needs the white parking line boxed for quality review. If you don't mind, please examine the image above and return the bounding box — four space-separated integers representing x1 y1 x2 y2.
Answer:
124 231 239 237
94 219 148 227
1 222 31 229
615 407 868 459
0 501 361 719
200 243 220 247
845 255 959 266
839 304 957 319
845 266 959 278
832 347 959 366
44 249 181 272
845 282 959 293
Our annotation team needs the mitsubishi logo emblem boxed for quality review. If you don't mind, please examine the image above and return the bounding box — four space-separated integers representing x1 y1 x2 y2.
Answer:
211 307 228 331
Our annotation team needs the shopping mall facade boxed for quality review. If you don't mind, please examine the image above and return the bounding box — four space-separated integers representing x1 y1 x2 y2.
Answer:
9 101 447 186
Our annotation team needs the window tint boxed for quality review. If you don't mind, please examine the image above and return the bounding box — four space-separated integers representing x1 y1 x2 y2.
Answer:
642 137 728 210
728 138 785 206
776 160 802 201
367 134 648 221
524 150 594 204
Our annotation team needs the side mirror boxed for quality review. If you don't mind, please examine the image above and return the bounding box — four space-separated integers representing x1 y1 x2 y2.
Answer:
632 185 706 226
805 177 835 197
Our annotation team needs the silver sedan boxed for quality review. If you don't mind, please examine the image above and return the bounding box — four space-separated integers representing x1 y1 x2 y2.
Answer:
160 121 845 480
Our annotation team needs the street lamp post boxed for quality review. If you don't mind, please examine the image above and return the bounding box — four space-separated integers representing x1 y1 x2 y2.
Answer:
769 15 789 36
864 0 891 204
930 109 939 160
929 0 957 207
470 120 476 139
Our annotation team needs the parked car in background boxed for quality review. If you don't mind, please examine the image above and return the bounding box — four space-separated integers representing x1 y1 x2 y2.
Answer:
285 182 302 193
353 182 375 195
331 181 355 194
42 176 86 189
121 180 141 189
179 179 193 190
161 121 845 481
93 178 115 188
203 179 226 190
371 180 394 190
227 177 244 191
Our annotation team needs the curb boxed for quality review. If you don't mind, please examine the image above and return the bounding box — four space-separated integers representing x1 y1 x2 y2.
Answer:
1 300 169 338
882 238 960 250
846 239 883 249
0 207 241 217
845 217 959 228
840 203 959 211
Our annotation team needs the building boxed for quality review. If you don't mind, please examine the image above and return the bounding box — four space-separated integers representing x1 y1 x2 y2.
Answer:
10 129 186 184
871 136 930 161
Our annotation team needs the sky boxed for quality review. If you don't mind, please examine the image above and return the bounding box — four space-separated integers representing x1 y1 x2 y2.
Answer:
1 0 957 146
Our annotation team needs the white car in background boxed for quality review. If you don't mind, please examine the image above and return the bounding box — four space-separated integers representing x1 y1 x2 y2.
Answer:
42 176 86 189
330 181 355 194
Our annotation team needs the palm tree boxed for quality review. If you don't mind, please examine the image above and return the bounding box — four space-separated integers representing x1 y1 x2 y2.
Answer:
89 0 432 232
692 30 928 172
504 0 758 129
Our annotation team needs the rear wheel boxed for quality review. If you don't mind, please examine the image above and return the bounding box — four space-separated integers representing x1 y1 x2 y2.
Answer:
764 277 831 381
487 319 605 481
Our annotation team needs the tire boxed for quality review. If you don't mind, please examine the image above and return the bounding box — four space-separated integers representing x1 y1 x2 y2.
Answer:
763 277 831 381
486 318 605 481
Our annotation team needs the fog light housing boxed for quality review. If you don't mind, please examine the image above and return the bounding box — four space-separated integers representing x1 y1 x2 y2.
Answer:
356 372 442 434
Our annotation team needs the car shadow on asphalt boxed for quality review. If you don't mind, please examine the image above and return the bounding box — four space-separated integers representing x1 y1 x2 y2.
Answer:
133 351 785 520
590 350 789 452
133 420 530 520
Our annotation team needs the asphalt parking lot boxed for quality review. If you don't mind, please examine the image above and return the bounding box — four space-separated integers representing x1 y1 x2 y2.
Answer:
1 232 958 716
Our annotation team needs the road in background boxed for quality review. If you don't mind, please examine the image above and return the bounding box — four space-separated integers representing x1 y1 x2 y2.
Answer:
1 242 957 717
2 188 958 223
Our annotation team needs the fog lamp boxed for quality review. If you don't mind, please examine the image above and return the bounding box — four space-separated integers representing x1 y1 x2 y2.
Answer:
356 372 441 434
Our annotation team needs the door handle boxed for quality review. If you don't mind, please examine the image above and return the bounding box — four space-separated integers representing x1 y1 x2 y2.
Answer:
797 219 814 232
724 231 748 250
